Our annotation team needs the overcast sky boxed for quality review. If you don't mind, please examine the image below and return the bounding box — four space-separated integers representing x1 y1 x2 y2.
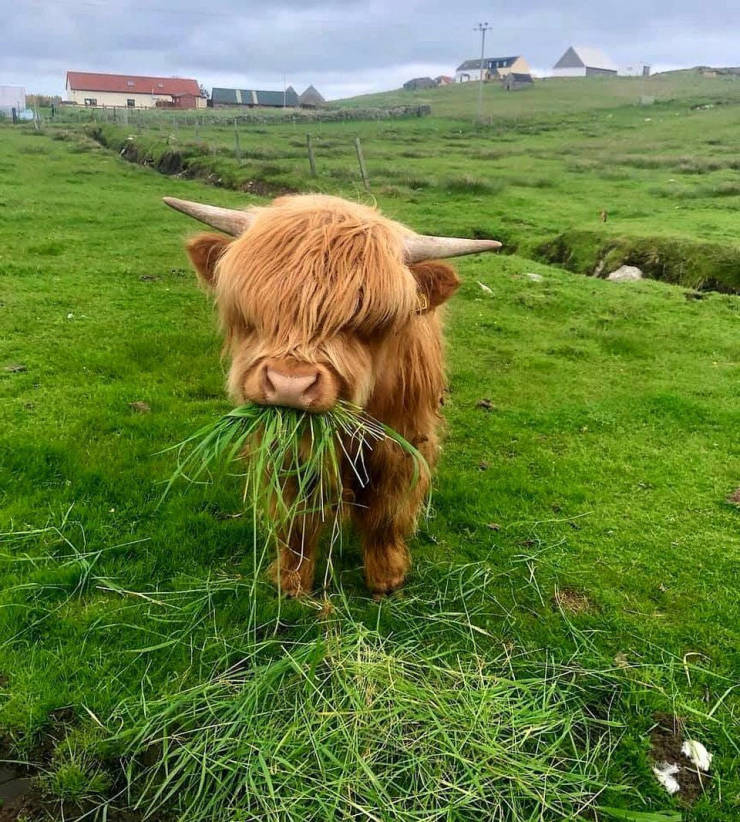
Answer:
3 1 738 100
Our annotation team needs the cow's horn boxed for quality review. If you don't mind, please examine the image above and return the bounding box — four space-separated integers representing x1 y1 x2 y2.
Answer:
163 197 253 236
403 234 502 263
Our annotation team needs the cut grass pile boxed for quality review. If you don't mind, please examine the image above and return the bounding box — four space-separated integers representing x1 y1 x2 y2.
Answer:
103 607 619 821
0 523 733 820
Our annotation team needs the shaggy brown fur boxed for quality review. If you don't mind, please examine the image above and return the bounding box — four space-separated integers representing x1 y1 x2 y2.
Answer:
186 194 459 596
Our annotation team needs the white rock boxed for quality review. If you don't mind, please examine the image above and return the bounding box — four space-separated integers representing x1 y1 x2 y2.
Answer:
652 762 681 794
607 265 643 282
525 272 543 282
477 281 493 294
682 740 713 771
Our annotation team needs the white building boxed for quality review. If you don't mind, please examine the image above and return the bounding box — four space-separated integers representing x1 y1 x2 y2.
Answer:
65 71 206 109
0 85 26 115
552 47 618 77
455 56 531 83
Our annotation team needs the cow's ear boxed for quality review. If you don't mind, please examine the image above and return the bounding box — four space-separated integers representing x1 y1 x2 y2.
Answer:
186 233 233 289
408 261 461 312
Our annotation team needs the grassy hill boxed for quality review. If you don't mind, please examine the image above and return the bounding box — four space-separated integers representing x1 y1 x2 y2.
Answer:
0 74 738 820
333 71 740 118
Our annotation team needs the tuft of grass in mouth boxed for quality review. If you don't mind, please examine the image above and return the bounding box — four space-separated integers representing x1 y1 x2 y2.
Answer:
164 401 428 537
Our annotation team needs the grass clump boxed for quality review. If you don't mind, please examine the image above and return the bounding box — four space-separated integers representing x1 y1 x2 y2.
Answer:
102 614 620 821
165 402 427 538
442 174 502 195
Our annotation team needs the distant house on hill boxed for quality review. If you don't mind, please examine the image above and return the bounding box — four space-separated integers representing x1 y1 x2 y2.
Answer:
211 86 300 107
403 77 437 91
435 75 454 86
298 85 325 108
552 47 618 77
455 56 530 82
65 72 205 108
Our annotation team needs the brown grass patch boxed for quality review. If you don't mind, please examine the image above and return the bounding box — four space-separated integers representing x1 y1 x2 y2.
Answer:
553 588 592 614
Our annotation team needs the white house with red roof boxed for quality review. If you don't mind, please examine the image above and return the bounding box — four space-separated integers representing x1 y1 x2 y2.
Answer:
65 71 206 109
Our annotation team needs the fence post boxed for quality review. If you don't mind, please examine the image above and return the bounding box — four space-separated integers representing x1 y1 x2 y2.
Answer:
354 137 369 190
306 133 317 176
234 119 241 161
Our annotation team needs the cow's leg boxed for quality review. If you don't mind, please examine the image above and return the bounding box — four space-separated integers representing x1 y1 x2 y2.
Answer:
353 441 432 596
269 514 323 597
362 521 412 596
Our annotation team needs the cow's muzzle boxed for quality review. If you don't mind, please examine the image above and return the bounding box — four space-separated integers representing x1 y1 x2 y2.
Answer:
248 359 338 412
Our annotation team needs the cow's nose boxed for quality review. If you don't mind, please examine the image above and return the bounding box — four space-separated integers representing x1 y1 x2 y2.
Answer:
262 366 321 409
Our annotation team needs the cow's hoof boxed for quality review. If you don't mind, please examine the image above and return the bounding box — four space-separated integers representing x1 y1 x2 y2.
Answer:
268 562 309 598
368 573 406 599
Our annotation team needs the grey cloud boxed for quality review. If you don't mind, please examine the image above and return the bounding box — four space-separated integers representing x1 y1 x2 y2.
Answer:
2 1 739 99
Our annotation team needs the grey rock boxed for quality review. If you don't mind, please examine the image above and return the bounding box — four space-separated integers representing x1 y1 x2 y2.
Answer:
607 265 643 282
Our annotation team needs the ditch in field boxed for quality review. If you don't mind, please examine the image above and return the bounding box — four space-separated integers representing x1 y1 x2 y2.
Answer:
83 124 740 294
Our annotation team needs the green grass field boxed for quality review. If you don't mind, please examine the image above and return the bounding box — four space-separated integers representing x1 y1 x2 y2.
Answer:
52 71 740 292
1 74 739 820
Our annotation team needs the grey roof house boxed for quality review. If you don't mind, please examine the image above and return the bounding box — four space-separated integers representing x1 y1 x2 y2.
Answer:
455 56 531 82
298 85 326 107
403 77 437 91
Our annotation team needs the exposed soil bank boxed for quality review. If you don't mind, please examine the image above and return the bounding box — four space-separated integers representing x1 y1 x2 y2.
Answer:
0 764 39 822
534 229 740 293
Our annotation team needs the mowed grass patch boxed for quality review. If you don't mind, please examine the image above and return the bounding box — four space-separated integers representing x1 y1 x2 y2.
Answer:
0 127 738 819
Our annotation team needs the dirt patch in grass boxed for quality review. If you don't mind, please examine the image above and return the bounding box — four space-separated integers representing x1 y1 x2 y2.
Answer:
553 588 593 614
0 736 41 822
0 788 44 822
726 487 740 504
240 178 296 197
0 733 144 822
649 712 709 804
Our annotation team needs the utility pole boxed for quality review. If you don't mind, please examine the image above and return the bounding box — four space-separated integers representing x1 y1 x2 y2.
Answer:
474 21 492 122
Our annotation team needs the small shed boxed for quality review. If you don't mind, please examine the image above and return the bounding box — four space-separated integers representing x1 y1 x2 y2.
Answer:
171 92 202 109
502 73 534 90
403 77 436 91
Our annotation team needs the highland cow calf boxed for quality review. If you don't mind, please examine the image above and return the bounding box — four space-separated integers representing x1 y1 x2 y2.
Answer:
166 194 499 596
